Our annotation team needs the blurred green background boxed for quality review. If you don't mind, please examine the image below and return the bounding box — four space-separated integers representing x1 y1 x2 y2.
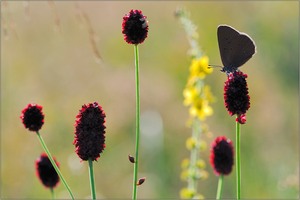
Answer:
1 1 298 199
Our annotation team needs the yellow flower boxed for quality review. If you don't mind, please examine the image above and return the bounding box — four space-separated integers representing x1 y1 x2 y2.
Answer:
196 159 206 169
186 137 197 150
180 188 204 199
180 188 195 199
189 99 213 121
183 86 199 106
189 56 213 79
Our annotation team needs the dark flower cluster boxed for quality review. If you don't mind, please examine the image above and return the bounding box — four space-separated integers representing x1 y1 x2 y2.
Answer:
73 102 106 161
35 153 60 189
122 9 148 45
20 103 44 132
224 71 250 123
210 136 234 176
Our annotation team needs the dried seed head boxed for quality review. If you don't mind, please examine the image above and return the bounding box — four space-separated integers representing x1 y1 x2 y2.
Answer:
224 71 250 117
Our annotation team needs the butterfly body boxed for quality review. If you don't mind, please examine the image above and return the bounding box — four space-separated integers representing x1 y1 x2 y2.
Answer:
217 25 256 74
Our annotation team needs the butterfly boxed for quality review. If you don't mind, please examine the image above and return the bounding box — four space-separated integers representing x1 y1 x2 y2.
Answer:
212 25 256 74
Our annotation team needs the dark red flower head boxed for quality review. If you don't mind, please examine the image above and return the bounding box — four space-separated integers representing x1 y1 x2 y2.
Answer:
210 136 234 176
73 102 106 161
122 9 148 45
20 103 44 132
224 71 250 120
35 153 60 189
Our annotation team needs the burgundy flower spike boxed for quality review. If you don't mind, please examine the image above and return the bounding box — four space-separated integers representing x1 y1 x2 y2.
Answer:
35 153 60 189
122 9 148 45
224 71 250 123
20 103 44 132
210 136 234 176
74 102 106 161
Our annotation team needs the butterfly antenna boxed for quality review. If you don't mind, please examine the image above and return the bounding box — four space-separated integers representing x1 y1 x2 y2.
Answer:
208 64 223 69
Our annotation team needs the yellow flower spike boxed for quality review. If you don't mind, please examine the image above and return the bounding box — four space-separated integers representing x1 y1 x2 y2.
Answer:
186 137 197 150
178 11 214 199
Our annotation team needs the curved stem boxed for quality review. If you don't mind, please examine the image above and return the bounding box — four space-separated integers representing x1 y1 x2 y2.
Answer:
132 44 140 200
216 174 224 200
236 121 241 199
88 158 96 200
36 131 75 200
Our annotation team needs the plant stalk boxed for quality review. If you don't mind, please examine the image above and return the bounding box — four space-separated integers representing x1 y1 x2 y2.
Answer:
88 158 96 200
187 118 201 192
36 131 75 200
216 174 224 200
50 187 54 200
236 121 241 199
132 44 140 200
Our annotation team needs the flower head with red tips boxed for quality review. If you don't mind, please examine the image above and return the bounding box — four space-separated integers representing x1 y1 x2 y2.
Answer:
122 9 148 45
224 71 250 123
20 103 44 132
35 153 60 189
210 136 234 176
73 102 106 161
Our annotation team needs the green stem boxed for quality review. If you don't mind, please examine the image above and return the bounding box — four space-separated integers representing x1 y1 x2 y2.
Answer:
88 158 96 200
236 121 241 200
216 175 223 200
50 187 54 200
36 131 75 200
132 44 140 200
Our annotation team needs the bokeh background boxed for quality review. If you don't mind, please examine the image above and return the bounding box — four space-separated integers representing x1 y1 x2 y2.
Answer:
1 1 299 199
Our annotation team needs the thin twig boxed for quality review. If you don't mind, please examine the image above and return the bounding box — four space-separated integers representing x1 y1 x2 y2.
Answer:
73 2 102 63
47 0 61 33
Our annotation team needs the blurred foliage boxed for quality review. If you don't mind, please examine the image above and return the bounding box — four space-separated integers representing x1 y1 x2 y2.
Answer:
1 1 299 199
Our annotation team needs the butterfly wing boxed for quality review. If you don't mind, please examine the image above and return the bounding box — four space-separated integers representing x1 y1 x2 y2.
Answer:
217 25 256 71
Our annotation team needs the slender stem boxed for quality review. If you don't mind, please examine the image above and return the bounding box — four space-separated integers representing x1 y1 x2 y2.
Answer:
36 131 75 200
132 44 140 200
88 158 96 200
50 187 54 200
236 121 241 200
216 175 224 200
